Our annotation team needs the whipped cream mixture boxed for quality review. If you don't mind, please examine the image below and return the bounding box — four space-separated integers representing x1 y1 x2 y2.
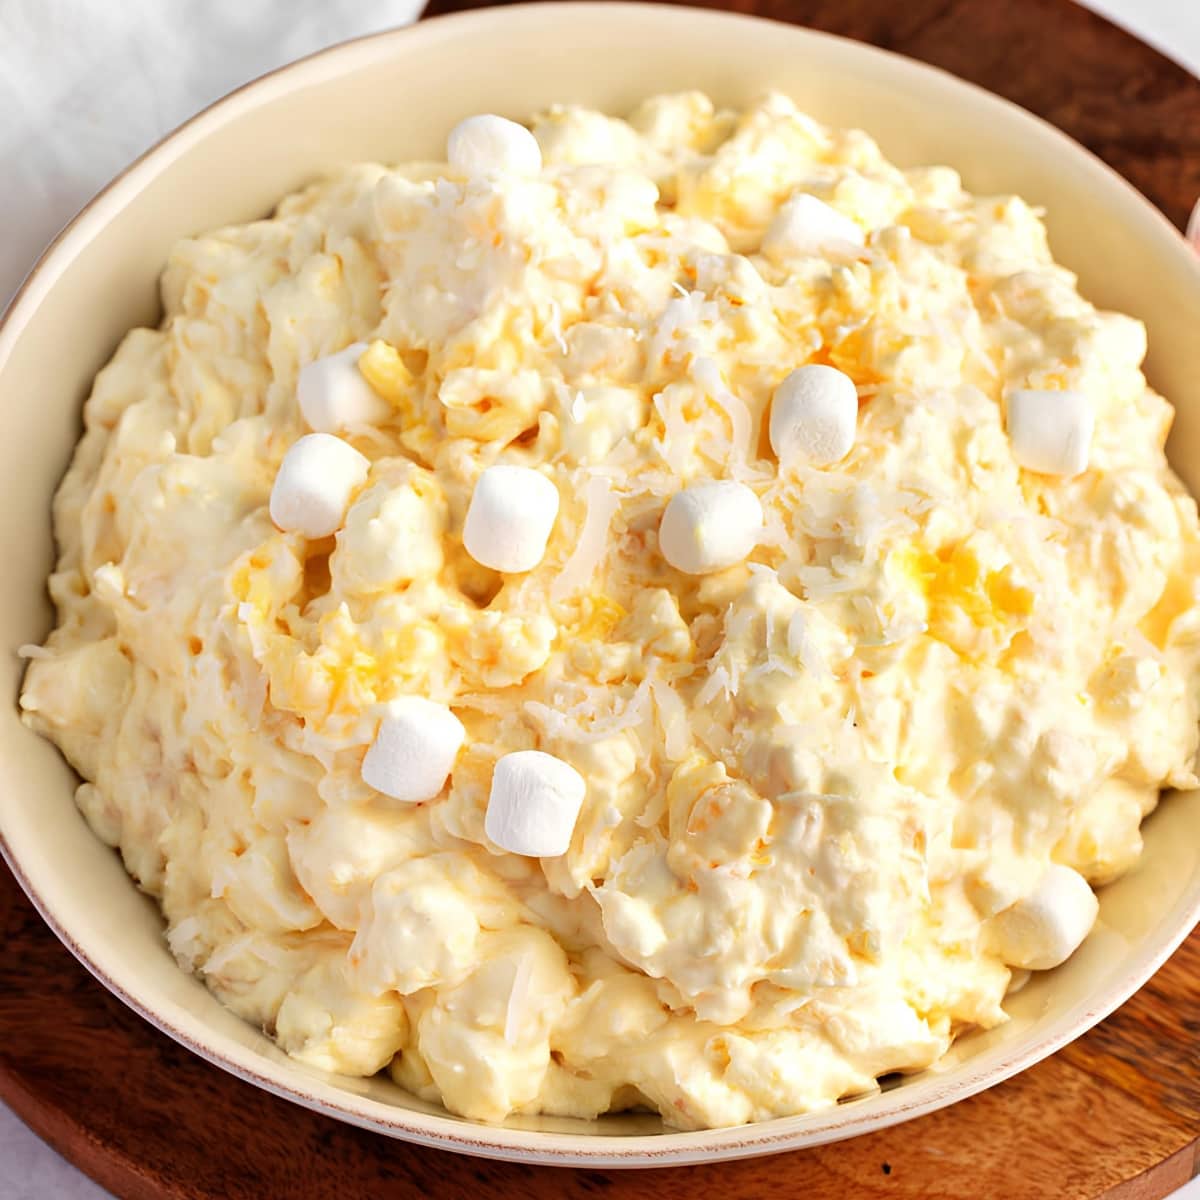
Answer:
21 92 1200 1129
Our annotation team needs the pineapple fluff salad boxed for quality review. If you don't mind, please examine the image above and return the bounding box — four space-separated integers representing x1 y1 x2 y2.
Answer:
21 92 1200 1131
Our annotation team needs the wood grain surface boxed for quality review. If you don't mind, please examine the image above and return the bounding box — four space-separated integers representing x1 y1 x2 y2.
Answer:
3 1 1200 1198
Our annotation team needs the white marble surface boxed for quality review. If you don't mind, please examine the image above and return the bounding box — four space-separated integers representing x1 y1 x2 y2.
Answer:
2 0 1198 1196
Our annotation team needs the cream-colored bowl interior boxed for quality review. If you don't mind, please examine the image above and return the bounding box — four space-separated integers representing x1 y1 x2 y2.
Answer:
2 2 1199 1167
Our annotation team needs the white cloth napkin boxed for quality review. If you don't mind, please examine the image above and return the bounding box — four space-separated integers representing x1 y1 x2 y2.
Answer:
0 0 424 309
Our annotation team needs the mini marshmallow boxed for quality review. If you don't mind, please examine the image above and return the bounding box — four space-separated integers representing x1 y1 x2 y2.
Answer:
762 193 865 262
988 864 1099 971
485 750 586 857
1006 389 1093 476
659 480 763 575
269 433 369 539
298 343 391 433
463 465 560 573
447 114 542 176
770 364 859 466
361 697 465 803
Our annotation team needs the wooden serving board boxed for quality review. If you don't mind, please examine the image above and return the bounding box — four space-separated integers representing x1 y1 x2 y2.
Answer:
3 1 1199 1196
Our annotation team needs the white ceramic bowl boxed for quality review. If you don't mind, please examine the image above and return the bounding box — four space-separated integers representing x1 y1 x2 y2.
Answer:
2 2 1199 1168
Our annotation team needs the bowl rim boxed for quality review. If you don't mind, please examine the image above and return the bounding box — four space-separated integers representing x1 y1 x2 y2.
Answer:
2 0 1198 1168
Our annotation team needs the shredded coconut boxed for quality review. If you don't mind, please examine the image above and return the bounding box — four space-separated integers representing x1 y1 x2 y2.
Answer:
653 389 692 476
649 291 718 368
796 559 869 598
202 934 256 977
504 953 534 1046
579 803 623 876
650 677 691 760
695 664 735 706
16 643 54 660
691 355 752 463
547 300 569 356
166 916 205 968
551 474 620 601
524 676 654 744
786 611 832 680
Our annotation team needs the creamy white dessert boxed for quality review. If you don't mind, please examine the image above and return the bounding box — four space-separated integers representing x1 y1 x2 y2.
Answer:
21 91 1200 1130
